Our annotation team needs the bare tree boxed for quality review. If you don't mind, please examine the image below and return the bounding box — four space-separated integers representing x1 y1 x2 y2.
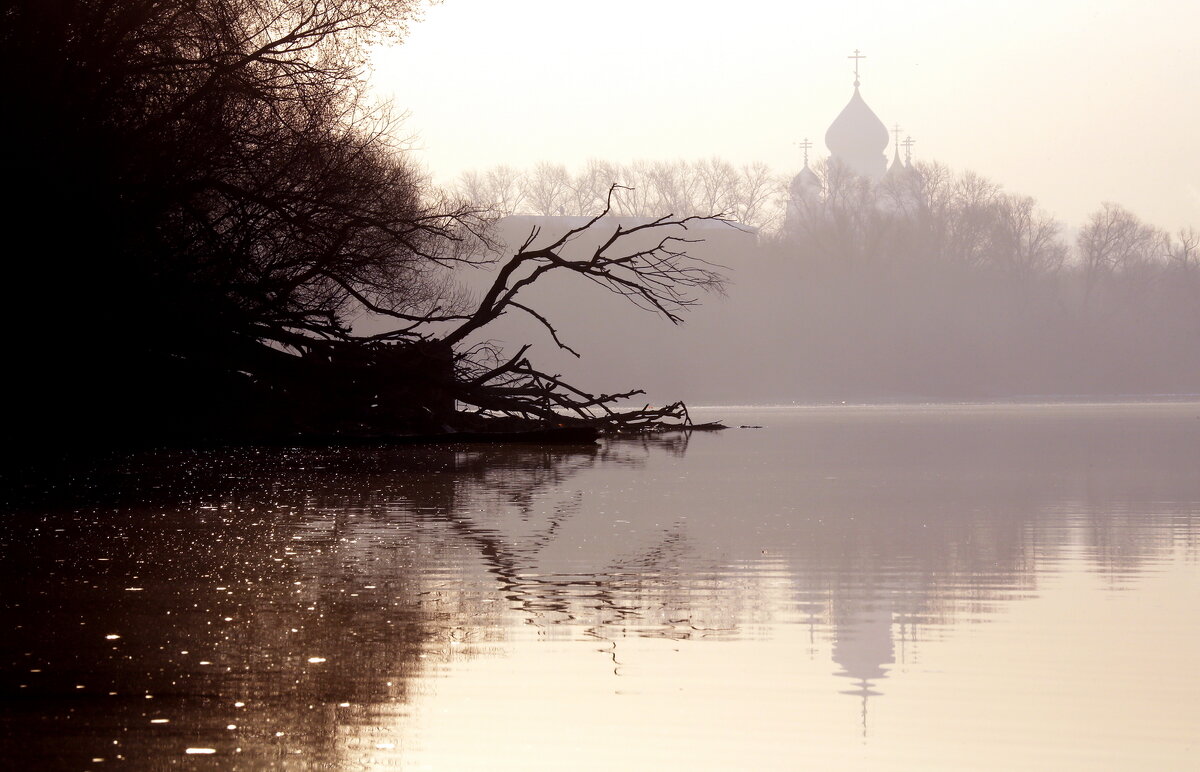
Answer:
521 162 572 216
643 160 696 216
456 158 789 230
736 162 785 230
569 160 617 216
694 158 738 215
1076 203 1164 313
439 186 729 427
1164 227 1199 271
4 0 506 439
4 1 739 441
611 161 656 217
484 165 527 215
988 195 1068 280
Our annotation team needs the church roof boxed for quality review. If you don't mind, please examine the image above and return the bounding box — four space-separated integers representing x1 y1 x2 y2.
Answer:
825 86 890 158
790 164 821 192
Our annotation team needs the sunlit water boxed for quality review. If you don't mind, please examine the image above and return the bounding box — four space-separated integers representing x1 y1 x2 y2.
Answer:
2 403 1198 770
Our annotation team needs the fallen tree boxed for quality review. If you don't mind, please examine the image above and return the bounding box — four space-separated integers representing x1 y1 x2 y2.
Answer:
263 186 731 438
2 0 727 445
438 192 729 434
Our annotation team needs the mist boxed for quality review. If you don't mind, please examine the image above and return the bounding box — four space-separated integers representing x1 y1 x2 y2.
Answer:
445 161 1198 407
5 3 1200 769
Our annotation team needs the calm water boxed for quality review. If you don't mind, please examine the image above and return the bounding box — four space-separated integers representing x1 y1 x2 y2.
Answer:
2 403 1198 770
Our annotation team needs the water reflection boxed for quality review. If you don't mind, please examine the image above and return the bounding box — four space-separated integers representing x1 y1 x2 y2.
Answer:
2 403 1198 769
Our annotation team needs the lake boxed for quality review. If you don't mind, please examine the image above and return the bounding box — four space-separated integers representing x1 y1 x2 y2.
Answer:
2 403 1198 770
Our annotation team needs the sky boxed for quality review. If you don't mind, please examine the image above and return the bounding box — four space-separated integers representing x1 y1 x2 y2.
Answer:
372 0 1200 230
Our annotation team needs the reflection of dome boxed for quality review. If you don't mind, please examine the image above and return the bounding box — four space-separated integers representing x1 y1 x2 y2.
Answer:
832 603 894 685
832 599 896 737
824 86 889 180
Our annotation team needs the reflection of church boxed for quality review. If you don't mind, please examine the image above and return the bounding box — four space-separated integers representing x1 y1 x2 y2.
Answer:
786 50 917 225
831 594 897 735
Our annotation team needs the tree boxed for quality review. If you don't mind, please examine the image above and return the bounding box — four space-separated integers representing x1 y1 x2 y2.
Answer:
4 0 490 440
440 186 729 429
732 162 783 230
1160 227 1200 329
987 195 1068 281
2 1 724 443
521 162 572 216
453 158 787 229
1076 203 1163 315
1164 227 1199 272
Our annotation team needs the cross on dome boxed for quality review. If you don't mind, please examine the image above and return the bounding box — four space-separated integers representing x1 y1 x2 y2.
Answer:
848 49 866 87
798 137 813 167
826 50 889 179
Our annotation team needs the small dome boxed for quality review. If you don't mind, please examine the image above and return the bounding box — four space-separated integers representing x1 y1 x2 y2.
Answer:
790 165 821 194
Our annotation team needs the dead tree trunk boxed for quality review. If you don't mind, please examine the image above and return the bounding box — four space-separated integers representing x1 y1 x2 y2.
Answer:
435 185 734 432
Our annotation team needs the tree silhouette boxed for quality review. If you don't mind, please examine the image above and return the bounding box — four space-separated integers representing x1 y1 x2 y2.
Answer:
2 1 722 443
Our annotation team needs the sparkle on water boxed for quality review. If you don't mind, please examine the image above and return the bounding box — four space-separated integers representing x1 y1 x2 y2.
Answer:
1 402 1198 769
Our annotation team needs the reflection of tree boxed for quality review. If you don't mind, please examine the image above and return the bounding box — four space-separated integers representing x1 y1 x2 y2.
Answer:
738 406 1200 730
391 438 753 641
4 406 1197 760
1 445 597 768
8 439 722 767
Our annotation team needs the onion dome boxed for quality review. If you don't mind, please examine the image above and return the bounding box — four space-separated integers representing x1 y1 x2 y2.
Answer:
825 86 889 180
790 164 822 197
885 146 906 179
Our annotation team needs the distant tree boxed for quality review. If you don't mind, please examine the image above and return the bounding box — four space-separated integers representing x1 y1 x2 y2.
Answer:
783 159 891 264
568 160 618 216
521 162 572 216
1164 227 1199 272
785 160 1073 280
733 162 783 230
988 195 1068 281
1077 204 1162 275
1076 203 1164 314
455 158 787 228
1157 227 1200 330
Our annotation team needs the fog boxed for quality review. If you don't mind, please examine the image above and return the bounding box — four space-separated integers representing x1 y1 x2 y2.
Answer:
448 178 1199 406
6 3 1199 766
364 1 1200 407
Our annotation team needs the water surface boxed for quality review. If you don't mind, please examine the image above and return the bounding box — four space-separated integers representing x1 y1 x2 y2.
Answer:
2 403 1198 769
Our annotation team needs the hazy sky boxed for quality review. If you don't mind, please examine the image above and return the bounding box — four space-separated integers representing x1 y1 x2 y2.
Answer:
372 0 1199 230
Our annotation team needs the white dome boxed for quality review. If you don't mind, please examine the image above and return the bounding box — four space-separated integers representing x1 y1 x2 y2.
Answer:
825 87 889 180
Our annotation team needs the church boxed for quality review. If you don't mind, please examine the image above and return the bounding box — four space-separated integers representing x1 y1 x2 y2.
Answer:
787 50 916 223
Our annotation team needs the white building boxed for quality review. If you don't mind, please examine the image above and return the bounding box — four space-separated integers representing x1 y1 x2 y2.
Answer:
787 51 917 226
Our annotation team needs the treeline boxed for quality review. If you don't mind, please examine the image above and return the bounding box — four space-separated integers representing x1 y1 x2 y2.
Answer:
452 159 785 228
785 159 1196 277
455 159 1198 402
773 161 1199 398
